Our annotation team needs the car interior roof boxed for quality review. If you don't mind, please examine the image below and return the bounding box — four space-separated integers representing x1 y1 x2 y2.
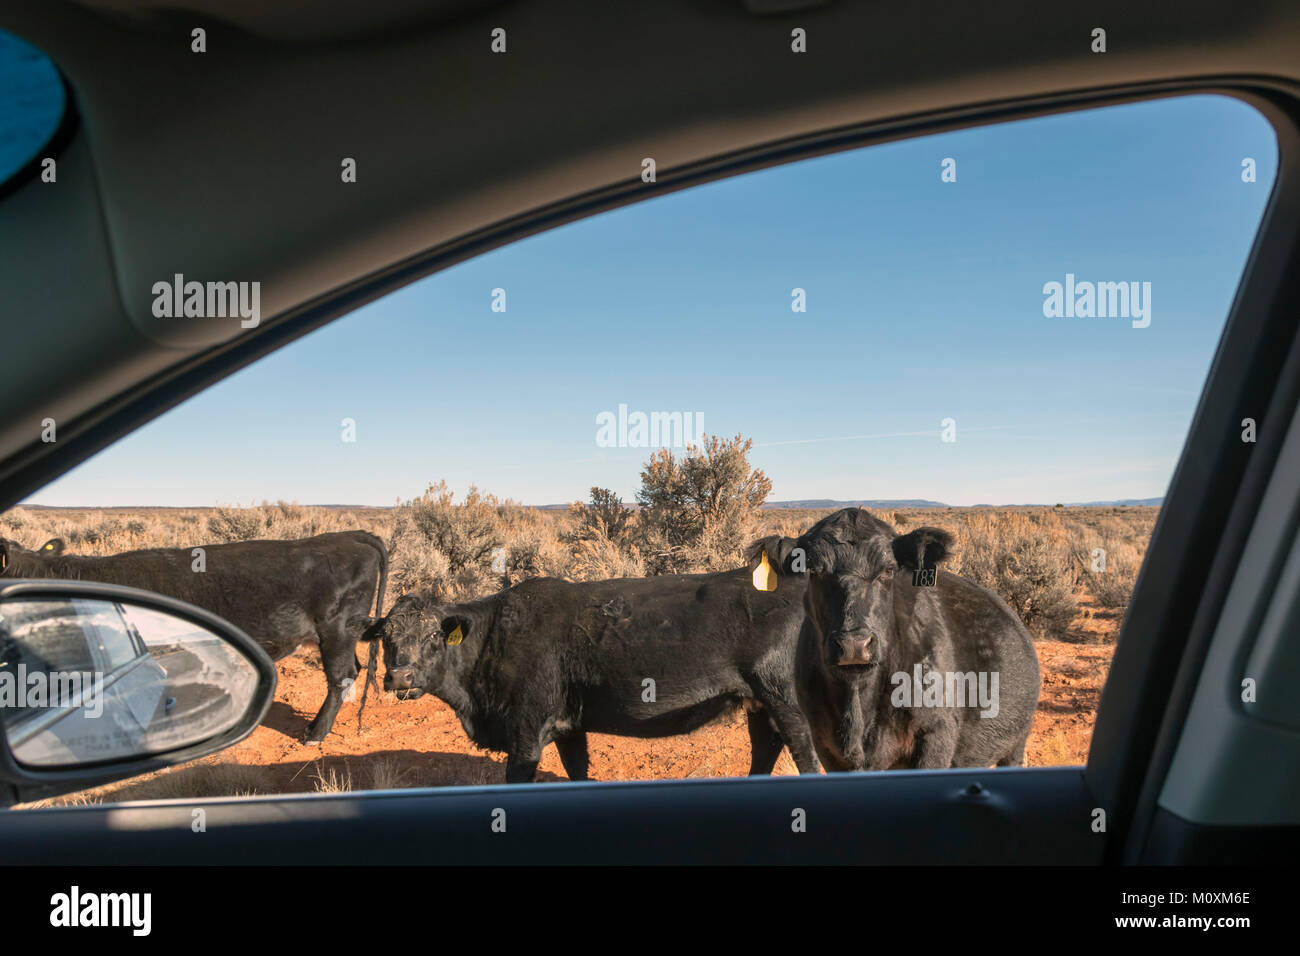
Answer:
2 0 1300 505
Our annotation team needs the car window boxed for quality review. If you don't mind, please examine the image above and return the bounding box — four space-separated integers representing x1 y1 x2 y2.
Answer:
87 606 139 672
1 93 1278 804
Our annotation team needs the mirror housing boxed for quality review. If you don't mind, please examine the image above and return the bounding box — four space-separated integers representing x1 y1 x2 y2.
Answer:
0 579 276 807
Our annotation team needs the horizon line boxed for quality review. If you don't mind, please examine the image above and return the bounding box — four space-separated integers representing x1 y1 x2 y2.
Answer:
12 497 1165 511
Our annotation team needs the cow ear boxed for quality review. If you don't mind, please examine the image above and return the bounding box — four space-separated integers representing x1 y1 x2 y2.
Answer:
351 616 384 641
746 535 807 575
439 614 471 646
891 527 953 570
41 538 64 556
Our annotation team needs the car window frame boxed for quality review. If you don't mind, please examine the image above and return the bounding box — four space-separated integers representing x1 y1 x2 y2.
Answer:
0 82 1296 854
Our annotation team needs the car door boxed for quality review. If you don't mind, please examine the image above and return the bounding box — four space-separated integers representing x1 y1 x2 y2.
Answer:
0 1 1298 894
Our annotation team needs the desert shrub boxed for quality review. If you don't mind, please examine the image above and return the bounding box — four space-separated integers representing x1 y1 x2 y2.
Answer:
500 523 570 586
406 483 501 568
390 482 504 601
203 501 353 543
71 518 124 546
569 534 646 581
272 501 304 523
571 486 634 543
387 539 454 599
206 506 265 542
949 511 1078 640
556 487 641 580
261 500 345 539
636 434 771 574
1083 537 1143 612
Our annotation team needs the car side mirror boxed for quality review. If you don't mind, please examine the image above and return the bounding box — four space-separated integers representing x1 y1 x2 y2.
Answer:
0 579 276 807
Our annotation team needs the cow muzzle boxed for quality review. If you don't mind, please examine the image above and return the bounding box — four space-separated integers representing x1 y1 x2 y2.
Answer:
385 667 415 692
834 633 876 666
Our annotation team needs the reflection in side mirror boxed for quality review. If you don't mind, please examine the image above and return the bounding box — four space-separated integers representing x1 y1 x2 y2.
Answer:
0 596 263 769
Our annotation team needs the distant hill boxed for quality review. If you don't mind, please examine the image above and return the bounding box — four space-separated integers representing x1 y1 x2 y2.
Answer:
763 497 1163 509
1064 497 1164 507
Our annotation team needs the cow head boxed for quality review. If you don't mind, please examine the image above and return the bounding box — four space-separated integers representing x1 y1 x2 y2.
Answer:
0 537 63 576
791 509 952 669
353 592 477 699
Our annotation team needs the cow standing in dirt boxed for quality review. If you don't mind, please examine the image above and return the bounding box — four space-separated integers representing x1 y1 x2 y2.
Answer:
752 509 1040 771
0 530 388 742
355 567 821 783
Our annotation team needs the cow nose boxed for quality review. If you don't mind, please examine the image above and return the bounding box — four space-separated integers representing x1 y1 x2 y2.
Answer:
386 667 414 690
836 634 874 666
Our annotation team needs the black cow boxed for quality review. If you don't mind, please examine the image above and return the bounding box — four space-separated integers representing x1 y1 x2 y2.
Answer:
751 508 1039 771
0 530 388 741
354 568 821 783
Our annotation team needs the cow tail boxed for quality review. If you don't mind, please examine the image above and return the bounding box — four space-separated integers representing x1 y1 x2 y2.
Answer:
356 533 389 733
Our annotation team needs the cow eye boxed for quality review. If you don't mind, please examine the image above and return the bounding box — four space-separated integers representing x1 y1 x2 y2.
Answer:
880 568 896 581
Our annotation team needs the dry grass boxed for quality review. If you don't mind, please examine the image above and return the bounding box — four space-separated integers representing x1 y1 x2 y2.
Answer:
311 760 354 794
945 510 1081 640
15 759 278 808
365 755 415 791
2 500 1156 643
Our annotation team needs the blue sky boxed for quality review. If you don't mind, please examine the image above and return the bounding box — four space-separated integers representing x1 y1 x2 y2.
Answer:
31 94 1278 508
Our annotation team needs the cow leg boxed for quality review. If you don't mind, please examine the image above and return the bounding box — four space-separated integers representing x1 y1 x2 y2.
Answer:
504 751 541 784
303 616 358 743
751 690 822 775
554 732 590 781
745 707 785 776
304 689 342 744
914 721 959 769
996 732 1029 768
836 693 867 771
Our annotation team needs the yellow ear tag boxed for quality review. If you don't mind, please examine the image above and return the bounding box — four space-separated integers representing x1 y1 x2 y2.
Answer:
43 543 53 550
446 624 464 646
752 550 778 592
